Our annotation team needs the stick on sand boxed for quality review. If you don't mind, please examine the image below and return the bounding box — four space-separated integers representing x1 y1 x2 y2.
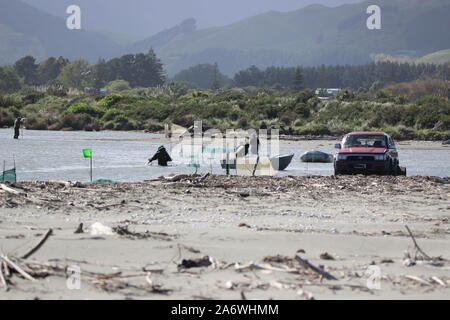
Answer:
21 229 53 260
295 255 338 280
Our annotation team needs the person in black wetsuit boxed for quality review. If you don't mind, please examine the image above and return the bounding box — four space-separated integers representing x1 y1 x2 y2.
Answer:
13 117 23 139
148 146 172 166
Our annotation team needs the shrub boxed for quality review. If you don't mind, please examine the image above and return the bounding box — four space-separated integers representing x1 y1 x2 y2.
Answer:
7 106 22 117
106 80 131 93
59 113 93 130
145 120 164 132
64 103 105 118
0 109 15 127
26 115 48 130
237 117 249 129
101 109 126 122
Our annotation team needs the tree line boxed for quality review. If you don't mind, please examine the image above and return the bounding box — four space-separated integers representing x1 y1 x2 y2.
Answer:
1 51 449 93
0 49 165 92
182 62 449 91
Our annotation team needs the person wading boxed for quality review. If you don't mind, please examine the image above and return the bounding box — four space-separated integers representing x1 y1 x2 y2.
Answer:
148 146 173 166
13 117 23 139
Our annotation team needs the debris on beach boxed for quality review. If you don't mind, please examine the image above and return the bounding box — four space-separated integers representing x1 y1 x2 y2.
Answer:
89 222 114 236
113 225 174 241
178 256 213 269
319 252 335 260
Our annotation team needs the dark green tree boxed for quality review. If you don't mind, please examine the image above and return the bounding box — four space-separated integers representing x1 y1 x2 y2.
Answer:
173 63 229 89
37 56 69 85
14 56 38 85
293 67 304 91
233 65 264 87
91 58 109 89
0 66 22 92
211 62 221 90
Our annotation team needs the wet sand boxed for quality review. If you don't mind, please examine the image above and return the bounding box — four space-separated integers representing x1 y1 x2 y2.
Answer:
0 175 449 300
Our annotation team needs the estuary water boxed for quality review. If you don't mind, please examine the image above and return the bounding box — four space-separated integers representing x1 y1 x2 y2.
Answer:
0 129 448 182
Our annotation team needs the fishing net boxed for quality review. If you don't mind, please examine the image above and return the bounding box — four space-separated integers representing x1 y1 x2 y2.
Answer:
0 168 17 182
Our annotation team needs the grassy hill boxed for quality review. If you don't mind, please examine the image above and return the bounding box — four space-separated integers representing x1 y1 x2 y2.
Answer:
147 0 450 75
417 50 450 65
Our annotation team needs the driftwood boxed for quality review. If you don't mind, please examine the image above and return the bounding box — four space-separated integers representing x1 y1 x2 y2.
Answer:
405 225 433 261
0 263 7 291
47 180 71 187
74 223 84 234
295 255 337 280
405 275 431 286
21 229 53 260
234 262 299 274
0 184 23 195
1 255 36 281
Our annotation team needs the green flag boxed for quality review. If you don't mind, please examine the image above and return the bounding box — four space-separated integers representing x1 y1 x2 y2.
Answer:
83 149 92 158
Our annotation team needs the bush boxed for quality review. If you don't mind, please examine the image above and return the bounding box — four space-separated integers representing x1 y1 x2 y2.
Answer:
106 80 131 93
26 115 48 130
297 123 331 136
145 120 164 132
64 103 105 118
20 89 45 105
0 109 15 127
172 114 196 128
101 108 127 122
46 86 68 97
59 113 93 130
7 106 22 117
237 117 249 129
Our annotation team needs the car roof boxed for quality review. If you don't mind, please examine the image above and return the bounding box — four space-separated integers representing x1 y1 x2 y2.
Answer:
346 132 388 136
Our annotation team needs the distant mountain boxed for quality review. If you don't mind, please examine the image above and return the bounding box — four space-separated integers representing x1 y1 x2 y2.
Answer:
2 0 449 76
0 0 122 64
21 0 365 36
145 0 450 75
128 19 197 55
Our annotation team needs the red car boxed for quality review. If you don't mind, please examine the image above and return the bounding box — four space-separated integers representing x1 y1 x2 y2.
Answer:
334 132 406 176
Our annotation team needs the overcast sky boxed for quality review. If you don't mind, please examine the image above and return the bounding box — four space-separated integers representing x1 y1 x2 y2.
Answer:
23 0 365 36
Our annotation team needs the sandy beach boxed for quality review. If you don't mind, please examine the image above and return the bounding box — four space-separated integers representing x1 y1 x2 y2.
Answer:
0 174 449 300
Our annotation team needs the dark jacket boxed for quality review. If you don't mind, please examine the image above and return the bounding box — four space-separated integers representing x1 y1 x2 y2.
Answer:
149 146 172 166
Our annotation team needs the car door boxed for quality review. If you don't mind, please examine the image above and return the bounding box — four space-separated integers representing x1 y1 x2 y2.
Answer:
387 136 398 164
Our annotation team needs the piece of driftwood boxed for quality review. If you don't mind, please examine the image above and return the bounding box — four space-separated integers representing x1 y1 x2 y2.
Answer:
0 184 23 195
2 261 10 278
1 256 36 281
74 223 84 234
47 180 71 187
405 225 433 261
21 229 53 260
295 255 337 280
0 265 7 291
163 174 189 182
431 276 446 287
234 262 299 274
405 275 431 286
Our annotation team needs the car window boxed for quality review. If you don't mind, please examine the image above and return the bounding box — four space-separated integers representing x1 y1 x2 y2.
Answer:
343 135 387 148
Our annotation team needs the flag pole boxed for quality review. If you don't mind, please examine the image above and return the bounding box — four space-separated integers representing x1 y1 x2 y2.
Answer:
90 155 93 182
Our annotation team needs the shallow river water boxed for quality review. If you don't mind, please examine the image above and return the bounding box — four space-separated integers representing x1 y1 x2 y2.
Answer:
0 129 449 182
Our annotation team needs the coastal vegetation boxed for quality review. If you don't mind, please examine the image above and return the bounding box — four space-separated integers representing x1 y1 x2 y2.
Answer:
0 53 449 141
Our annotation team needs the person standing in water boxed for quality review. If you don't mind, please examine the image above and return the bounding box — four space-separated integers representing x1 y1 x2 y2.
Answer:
13 117 23 139
148 146 172 166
